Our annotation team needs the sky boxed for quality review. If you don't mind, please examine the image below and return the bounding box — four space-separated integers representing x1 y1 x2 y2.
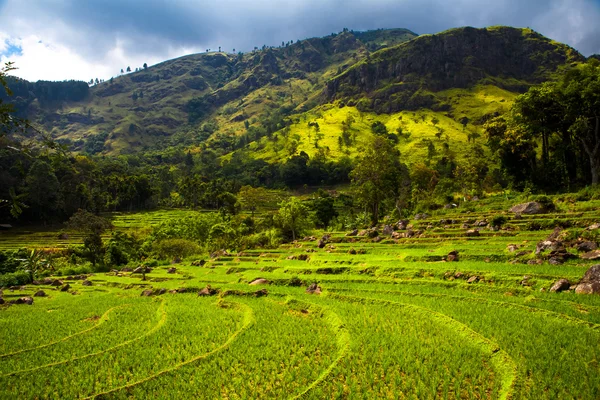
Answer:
0 0 599 82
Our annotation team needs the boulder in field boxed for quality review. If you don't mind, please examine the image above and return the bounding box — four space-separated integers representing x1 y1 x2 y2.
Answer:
141 289 154 297
249 278 269 286
345 229 358 237
306 283 322 295
587 223 600 230
253 289 268 297
383 225 394 235
34 290 47 297
509 201 544 215
167 267 177 274
0 297 4 305
575 241 598 253
317 239 326 248
191 259 206 267
580 250 600 260
465 229 480 237
575 265 600 295
467 276 478 283
550 279 570 293
198 285 218 296
13 297 33 305
50 279 63 287
447 251 459 262
60 284 71 292
82 280 93 286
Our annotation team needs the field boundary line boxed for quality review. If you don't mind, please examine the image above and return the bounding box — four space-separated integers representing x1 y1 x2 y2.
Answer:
82 300 255 400
288 298 351 400
329 292 518 400
2 299 167 377
328 288 600 330
0 304 129 359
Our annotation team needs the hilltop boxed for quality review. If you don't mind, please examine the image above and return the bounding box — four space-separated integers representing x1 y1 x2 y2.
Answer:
3 26 584 162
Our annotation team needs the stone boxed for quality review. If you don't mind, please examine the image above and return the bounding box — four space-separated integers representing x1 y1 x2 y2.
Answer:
391 232 403 239
82 280 93 286
467 276 478 284
50 279 63 287
141 289 154 297
383 225 394 235
536 240 564 255
249 278 269 286
191 259 206 267
575 264 600 295
367 229 379 238
345 229 358 237
348 248 357 255
575 241 598 253
198 285 218 296
17 297 34 305
521 276 532 286
60 284 71 292
509 201 545 215
587 223 600 230
317 239 326 249
527 259 543 265
0 297 4 305
253 289 268 297
447 250 459 262
580 250 600 260
550 279 570 293
465 229 480 237
297 254 310 261
306 283 322 295
357 230 368 237
475 220 488 227
454 272 464 279
414 213 430 220
34 290 47 297
397 220 409 230
167 267 177 274
507 244 519 252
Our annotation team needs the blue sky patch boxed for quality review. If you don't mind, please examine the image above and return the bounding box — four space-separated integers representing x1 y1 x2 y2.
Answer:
2 39 22 57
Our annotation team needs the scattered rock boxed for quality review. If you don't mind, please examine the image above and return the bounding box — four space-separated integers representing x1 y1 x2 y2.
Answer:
461 223 471 229
536 240 564 255
50 279 63 287
0 297 4 305
447 250 459 262
317 239 326 248
397 220 409 230
391 231 403 239
580 250 600 260
465 229 480 237
575 241 598 253
348 248 357 255
191 259 206 267
253 289 268 297
507 244 520 252
444 203 458 209
467 276 478 284
414 213 430 220
60 284 71 292
167 267 177 274
372 236 382 243
133 266 152 274
14 297 34 305
306 283 322 295
474 220 488 227
345 229 358 237
34 290 47 297
121 267 132 272
382 225 394 235
42 277 54 285
587 223 600 230
249 278 269 286
297 254 310 261
550 279 570 293
454 272 464 279
575 265 600 294
141 289 154 297
82 280 93 286
198 285 218 296
521 276 532 286
509 201 545 215
527 259 543 265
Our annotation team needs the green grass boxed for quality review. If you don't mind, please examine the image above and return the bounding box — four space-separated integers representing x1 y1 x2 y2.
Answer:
2 197 600 398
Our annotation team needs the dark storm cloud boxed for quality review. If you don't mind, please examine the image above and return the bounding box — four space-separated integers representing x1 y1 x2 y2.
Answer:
1 0 599 61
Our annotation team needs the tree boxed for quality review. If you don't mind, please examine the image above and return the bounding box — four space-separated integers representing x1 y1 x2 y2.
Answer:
25 160 60 223
126 66 131 72
275 197 311 241
238 186 272 216
561 61 600 185
311 189 337 228
68 210 113 268
143 63 148 70
351 136 410 225
121 68 124 74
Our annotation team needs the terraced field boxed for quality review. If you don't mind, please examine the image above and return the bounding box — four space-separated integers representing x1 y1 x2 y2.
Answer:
2 204 600 398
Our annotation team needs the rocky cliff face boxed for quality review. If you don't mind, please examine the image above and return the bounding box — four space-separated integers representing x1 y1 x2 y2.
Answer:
326 27 585 113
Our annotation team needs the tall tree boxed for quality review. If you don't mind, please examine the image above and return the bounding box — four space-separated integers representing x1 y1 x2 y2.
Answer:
351 136 410 225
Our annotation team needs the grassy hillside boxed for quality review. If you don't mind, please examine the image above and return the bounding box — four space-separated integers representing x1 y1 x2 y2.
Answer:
11 26 583 166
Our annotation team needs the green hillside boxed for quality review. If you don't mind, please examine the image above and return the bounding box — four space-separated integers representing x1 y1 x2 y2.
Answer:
9 26 583 163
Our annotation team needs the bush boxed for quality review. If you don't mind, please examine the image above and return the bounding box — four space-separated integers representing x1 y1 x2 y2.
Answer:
531 195 555 212
54 264 93 277
0 271 31 287
0 249 29 274
491 215 508 227
153 239 201 260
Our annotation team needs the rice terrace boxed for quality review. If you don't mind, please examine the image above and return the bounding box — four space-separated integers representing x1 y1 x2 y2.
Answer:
2 1 600 398
1 194 600 399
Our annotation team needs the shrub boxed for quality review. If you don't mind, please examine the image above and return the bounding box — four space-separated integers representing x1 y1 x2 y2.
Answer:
491 215 508 227
153 239 201 260
0 271 31 287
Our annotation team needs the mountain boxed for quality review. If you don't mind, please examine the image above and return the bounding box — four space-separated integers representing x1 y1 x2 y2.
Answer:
4 26 584 161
